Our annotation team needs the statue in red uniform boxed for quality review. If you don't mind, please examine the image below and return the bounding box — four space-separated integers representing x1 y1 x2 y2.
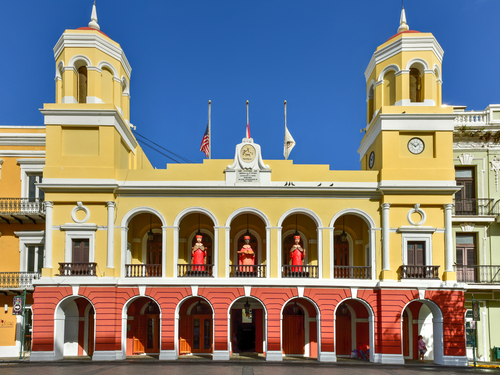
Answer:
238 235 255 272
290 235 306 272
191 234 207 271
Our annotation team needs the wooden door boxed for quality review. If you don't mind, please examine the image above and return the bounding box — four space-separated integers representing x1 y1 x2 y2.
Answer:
334 235 349 277
88 308 95 357
147 234 162 265
456 234 477 282
283 315 305 354
336 310 351 355
407 241 425 266
72 239 89 263
145 314 159 353
192 315 212 353
455 168 475 214
133 315 146 354
179 315 193 354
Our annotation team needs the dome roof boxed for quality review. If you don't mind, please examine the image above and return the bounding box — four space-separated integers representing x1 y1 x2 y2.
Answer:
386 29 421 42
76 27 109 38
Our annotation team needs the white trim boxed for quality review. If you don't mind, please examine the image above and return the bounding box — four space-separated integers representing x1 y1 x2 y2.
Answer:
54 33 132 78
64 230 96 263
372 353 405 364
40 108 137 153
0 133 45 146
30 351 56 361
15 230 44 272
97 61 119 79
71 202 91 224
266 350 283 361
406 57 430 71
400 230 433 266
442 356 469 366
17 158 45 199
377 64 401 82
92 350 122 361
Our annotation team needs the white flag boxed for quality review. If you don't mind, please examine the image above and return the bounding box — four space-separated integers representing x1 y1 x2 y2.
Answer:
284 126 295 160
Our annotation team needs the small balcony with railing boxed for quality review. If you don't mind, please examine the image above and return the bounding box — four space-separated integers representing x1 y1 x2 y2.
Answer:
58 263 97 276
229 264 266 278
0 198 45 224
0 272 40 290
455 265 500 284
399 265 440 280
177 263 213 277
453 198 494 216
126 264 163 277
282 264 319 278
333 266 371 279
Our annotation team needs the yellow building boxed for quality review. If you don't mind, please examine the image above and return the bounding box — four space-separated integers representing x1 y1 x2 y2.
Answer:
0 5 468 365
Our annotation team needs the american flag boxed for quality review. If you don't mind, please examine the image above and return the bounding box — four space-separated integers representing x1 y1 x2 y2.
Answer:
200 123 210 157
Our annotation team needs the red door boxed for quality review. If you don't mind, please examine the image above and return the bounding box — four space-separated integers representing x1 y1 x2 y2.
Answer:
283 315 305 354
402 310 409 357
133 315 146 354
334 235 349 278
336 309 351 355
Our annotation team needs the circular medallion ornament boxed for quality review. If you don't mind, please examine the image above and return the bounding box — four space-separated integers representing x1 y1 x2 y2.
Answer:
13 299 22 314
408 137 424 155
369 151 375 169
240 144 256 163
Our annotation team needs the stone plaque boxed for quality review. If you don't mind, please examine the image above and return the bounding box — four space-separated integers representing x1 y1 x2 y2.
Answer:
237 170 260 183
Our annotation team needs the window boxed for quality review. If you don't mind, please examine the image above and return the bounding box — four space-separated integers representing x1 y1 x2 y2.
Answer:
72 239 90 263
18 159 45 200
409 68 423 102
383 71 396 106
456 234 477 283
27 245 44 273
455 167 476 214
28 174 44 201
15 230 44 273
407 241 425 266
78 66 88 103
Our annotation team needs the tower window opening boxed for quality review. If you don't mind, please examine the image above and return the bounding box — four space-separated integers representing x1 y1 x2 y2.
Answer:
78 66 88 103
383 71 396 106
409 68 423 102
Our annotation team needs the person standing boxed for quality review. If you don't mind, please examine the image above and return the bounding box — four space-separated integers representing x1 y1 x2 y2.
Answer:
418 335 427 362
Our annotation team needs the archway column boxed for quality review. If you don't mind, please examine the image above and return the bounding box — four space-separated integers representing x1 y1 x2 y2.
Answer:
270 226 281 278
381 203 391 280
164 226 176 278
443 204 455 281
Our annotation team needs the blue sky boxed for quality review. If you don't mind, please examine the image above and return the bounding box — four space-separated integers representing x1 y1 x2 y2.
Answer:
1 0 499 170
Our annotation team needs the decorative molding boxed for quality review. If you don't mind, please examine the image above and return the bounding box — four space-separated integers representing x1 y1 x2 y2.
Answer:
71 202 90 224
460 223 475 232
458 153 474 165
0 133 46 147
407 204 426 226
490 156 500 192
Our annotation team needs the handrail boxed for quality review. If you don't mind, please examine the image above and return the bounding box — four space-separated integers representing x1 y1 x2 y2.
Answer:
282 265 319 278
455 265 500 283
400 265 440 279
58 263 97 276
333 266 371 279
0 198 45 215
126 264 162 277
453 198 494 216
0 272 40 289
177 264 213 277
229 265 266 278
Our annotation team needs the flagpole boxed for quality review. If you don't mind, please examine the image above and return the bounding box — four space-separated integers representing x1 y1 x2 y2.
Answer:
284 100 287 160
246 100 249 139
208 100 211 159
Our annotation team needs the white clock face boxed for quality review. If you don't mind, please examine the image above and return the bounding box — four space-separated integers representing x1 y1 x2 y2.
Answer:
408 138 424 154
369 151 375 169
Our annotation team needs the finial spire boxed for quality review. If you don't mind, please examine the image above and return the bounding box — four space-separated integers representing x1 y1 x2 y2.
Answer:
88 1 100 31
397 2 409 33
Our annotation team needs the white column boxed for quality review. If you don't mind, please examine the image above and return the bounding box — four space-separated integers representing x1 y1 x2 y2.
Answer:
275 226 282 278
213 225 219 278
44 201 53 268
173 226 179 277
369 228 377 280
382 203 391 271
106 201 116 268
162 226 168 278
225 226 231 278
317 227 324 279
265 226 271 278
444 203 454 272
329 227 335 279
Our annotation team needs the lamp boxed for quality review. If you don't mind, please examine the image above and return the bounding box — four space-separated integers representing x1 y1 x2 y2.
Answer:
196 300 203 313
340 303 348 316
340 216 348 243
4 304 7 313
147 214 154 241
292 301 299 314
244 299 251 317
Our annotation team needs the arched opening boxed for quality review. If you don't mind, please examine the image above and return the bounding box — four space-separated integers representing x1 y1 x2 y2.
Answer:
230 297 265 358
434 67 441 106
401 300 444 364
124 211 164 278
410 67 423 103
176 209 217 277
383 71 396 106
101 67 114 103
54 296 95 359
280 212 319 278
178 297 213 356
126 297 161 356
367 84 375 123
282 298 319 358
77 66 88 103
332 214 371 279
229 212 267 277
335 299 371 360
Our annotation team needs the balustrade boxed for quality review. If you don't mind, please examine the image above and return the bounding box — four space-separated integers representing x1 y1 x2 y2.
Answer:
333 266 371 279
0 198 45 214
125 264 162 277
0 272 40 289
229 265 266 278
177 264 213 277
455 265 500 283
400 265 440 279
58 263 97 276
282 264 319 278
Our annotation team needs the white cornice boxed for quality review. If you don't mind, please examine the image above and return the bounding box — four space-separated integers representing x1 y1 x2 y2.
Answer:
0 150 45 157
451 216 496 223
17 158 45 165
365 35 444 82
0 133 46 146
358 113 456 160
39 108 137 153
53 32 132 78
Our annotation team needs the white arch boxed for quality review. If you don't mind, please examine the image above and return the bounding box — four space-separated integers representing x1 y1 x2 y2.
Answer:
53 295 95 360
97 61 119 78
329 208 375 228
401 298 444 365
377 64 401 82
120 295 162 360
366 79 375 100
227 295 268 359
173 207 219 227
121 76 130 95
68 54 92 69
334 297 375 363
277 207 323 228
225 207 271 227
120 207 167 278
433 64 442 81
406 58 430 72
55 60 64 80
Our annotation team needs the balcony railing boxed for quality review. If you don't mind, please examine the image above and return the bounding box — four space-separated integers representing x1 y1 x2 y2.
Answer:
229 265 266 278
282 265 319 278
0 198 45 215
334 266 371 279
453 198 494 216
455 265 500 283
177 264 213 277
454 111 488 127
58 263 97 276
0 272 40 289
126 264 162 277
400 265 440 279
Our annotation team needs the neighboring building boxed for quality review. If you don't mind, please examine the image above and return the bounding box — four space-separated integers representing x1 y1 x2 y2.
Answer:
452 105 500 362
1 5 469 365
0 126 46 357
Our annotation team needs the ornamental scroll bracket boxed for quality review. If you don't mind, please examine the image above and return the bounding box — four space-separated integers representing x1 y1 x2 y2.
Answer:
490 156 500 192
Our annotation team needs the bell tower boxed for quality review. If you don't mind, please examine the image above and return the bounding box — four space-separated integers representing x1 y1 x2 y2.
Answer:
358 7 455 185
